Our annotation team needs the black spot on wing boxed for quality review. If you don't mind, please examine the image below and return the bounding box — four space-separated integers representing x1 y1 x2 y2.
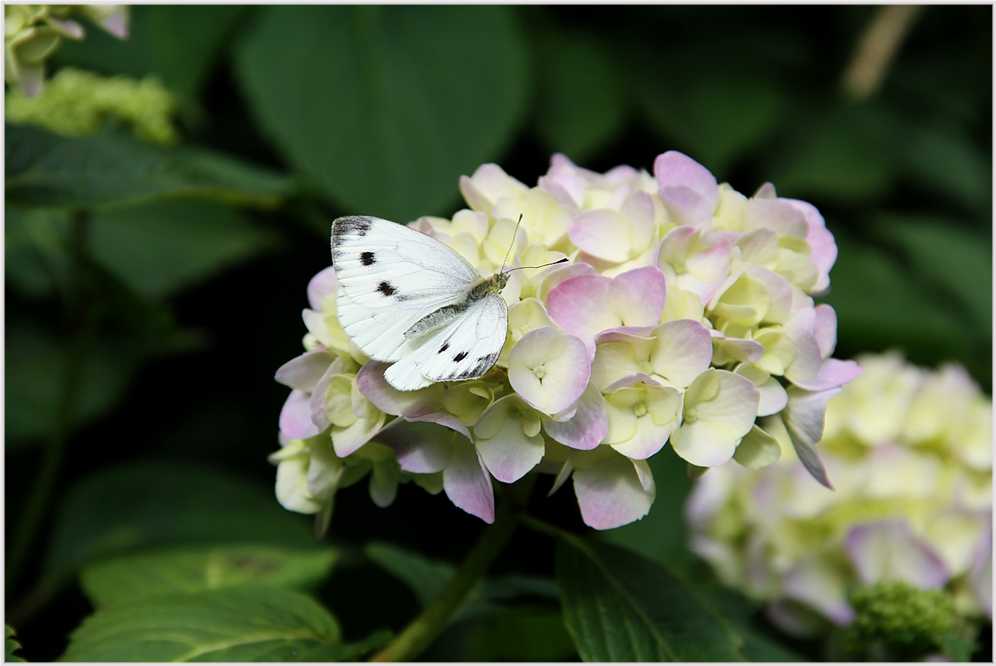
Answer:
438 343 449 353
447 352 499 380
377 281 397 296
336 216 372 237
453 351 468 362
360 251 375 266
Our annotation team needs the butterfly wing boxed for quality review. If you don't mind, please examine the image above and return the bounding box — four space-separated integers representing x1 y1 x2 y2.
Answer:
384 295 508 391
331 216 481 362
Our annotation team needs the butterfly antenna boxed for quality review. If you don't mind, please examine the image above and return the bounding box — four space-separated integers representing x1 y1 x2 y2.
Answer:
503 257 569 273
499 213 524 274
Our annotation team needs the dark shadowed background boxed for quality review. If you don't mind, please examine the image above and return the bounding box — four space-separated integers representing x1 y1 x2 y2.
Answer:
5 5 991 661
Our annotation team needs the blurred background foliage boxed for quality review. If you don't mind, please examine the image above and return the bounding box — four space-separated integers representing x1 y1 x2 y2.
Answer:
4 5 991 661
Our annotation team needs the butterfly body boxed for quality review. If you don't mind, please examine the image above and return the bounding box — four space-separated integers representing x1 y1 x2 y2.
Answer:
331 216 510 391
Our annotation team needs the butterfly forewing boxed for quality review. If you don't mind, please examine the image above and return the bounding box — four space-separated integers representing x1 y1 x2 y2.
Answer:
331 216 482 363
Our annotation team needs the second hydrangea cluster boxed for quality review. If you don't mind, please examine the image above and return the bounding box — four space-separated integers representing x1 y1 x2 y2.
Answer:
687 353 992 638
272 151 859 530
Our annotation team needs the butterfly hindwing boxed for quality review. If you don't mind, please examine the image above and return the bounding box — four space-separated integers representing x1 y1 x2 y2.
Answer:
383 295 508 391
331 216 482 363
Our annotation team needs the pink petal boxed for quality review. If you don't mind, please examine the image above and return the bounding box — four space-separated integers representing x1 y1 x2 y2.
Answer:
391 422 453 474
569 210 630 262
781 558 856 626
813 304 838 358
791 358 862 392
307 267 338 309
781 387 839 489
275 350 331 391
654 151 718 225
652 319 713 387
358 362 470 437
279 390 320 439
573 453 655 530
543 385 608 450
610 267 667 327
784 198 837 293
845 520 950 589
508 327 590 415
443 442 495 523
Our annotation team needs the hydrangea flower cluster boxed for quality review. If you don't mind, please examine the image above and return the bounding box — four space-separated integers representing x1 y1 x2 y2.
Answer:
686 353 992 636
272 151 858 530
4 5 128 96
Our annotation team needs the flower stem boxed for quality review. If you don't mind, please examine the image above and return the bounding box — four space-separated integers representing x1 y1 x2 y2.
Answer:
370 479 533 662
8 211 90 591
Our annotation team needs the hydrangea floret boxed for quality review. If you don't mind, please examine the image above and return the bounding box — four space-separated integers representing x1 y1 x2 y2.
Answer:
4 5 129 96
272 150 858 531
686 353 992 642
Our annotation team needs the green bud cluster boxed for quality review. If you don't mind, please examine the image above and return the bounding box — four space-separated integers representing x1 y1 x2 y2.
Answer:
6 68 177 145
830 582 976 661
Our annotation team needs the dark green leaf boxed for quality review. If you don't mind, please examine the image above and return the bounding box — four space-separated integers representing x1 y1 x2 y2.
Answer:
5 323 137 444
425 607 577 661
365 541 558 615
5 207 73 298
640 76 784 174
364 542 453 608
5 625 25 662
80 545 339 608
235 6 529 219
55 6 246 100
901 125 990 214
827 230 975 361
556 535 744 661
88 200 279 298
62 587 344 661
535 31 625 161
770 104 901 202
5 125 295 211
872 215 991 331
602 448 696 575
46 461 314 579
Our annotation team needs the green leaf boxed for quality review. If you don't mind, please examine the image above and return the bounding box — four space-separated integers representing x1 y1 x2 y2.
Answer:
80 545 339 608
872 215 991 331
601 449 696 575
770 104 901 202
5 124 295 211
640 76 784 174
5 625 25 662
901 125 991 215
5 206 73 298
827 230 975 362
45 461 314 579
62 587 349 661
365 541 558 614
364 542 453 608
425 607 577 661
555 535 744 661
235 6 530 219
88 200 279 298
55 6 247 100
5 322 139 444
535 31 625 161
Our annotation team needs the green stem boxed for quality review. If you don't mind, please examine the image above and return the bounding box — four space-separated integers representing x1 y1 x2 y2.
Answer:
370 478 535 662
8 211 89 593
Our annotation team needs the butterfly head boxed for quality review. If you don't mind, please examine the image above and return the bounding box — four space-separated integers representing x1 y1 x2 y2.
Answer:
488 271 510 295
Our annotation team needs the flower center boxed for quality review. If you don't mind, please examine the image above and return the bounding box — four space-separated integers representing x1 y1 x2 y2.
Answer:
633 401 648 417
531 363 547 382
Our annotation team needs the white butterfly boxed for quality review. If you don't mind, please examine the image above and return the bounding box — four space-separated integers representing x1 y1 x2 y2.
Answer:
331 215 564 392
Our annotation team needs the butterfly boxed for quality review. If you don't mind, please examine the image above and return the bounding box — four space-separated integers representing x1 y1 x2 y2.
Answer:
330 215 566 392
